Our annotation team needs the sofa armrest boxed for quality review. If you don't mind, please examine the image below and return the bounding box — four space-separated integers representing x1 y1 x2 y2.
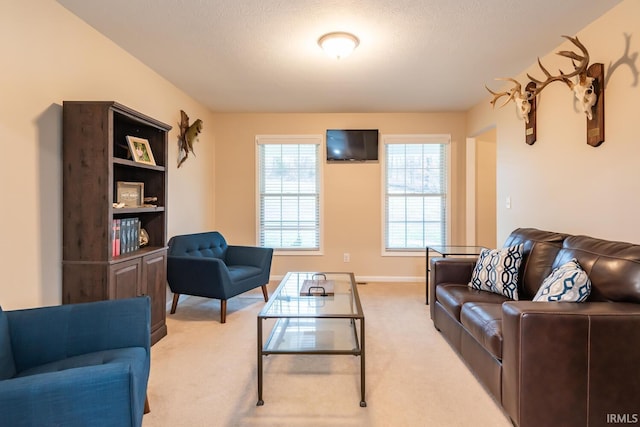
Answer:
7 297 150 373
0 363 143 427
226 245 273 270
502 301 640 427
429 257 477 318
430 257 477 284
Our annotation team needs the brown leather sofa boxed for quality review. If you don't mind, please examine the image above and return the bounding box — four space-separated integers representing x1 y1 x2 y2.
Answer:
430 228 640 427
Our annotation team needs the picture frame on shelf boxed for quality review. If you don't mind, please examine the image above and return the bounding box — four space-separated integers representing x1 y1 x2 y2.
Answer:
126 135 156 165
116 181 144 207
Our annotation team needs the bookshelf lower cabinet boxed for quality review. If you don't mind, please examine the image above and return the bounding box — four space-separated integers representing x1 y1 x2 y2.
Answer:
64 248 167 345
109 258 142 299
142 251 168 343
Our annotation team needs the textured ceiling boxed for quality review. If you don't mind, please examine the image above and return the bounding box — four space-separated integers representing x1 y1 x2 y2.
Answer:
57 0 621 113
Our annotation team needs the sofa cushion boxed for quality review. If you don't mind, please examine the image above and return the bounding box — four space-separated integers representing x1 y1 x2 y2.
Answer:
0 307 16 380
502 228 567 300
436 284 510 321
469 244 524 300
227 265 263 281
553 235 640 303
460 302 503 360
533 259 591 302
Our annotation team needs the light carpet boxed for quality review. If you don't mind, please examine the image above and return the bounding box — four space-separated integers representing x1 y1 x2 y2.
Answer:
143 281 512 427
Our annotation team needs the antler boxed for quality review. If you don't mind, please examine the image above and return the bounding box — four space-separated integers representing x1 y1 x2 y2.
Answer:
528 35 590 96
485 78 533 123
485 78 523 108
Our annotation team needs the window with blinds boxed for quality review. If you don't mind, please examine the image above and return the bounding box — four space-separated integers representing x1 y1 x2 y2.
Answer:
256 135 322 251
383 134 450 252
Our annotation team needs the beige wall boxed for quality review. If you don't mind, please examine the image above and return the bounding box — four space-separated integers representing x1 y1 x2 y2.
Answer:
467 0 640 245
475 129 497 248
211 113 467 280
0 0 215 309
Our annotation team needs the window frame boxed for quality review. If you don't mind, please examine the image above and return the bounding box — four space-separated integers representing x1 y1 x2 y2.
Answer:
381 134 452 257
255 134 324 256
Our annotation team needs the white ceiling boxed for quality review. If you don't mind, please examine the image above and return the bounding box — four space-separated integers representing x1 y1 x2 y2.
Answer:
57 0 621 113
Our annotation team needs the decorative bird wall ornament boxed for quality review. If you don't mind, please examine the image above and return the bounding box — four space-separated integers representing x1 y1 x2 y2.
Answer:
177 110 203 168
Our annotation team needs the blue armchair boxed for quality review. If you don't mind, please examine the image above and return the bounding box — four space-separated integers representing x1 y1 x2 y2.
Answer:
167 231 273 323
0 297 151 427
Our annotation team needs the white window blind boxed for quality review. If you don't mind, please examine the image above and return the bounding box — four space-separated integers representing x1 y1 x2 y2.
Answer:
383 134 450 251
257 135 321 251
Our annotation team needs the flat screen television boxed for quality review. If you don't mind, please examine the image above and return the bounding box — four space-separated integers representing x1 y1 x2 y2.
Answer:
326 129 379 163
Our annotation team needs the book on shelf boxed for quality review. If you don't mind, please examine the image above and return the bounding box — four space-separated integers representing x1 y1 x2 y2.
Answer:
300 279 335 296
121 218 129 254
113 219 121 257
112 217 142 257
112 219 116 257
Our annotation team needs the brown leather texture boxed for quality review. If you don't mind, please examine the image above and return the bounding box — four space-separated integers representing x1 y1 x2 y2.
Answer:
555 234 640 303
430 228 640 427
502 302 640 427
436 284 509 322
460 302 503 360
429 257 476 319
503 228 567 299
460 329 502 402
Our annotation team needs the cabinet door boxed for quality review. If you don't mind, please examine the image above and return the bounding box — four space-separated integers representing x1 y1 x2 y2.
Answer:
142 250 167 342
109 258 142 299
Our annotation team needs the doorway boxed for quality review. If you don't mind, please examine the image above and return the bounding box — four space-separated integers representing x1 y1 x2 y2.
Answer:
466 128 497 248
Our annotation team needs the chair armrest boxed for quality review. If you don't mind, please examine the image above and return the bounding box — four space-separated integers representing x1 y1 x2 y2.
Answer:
167 255 232 298
226 245 273 270
501 301 640 427
0 363 143 426
7 297 150 373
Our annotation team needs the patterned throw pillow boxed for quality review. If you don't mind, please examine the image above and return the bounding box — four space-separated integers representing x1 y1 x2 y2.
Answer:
533 259 591 302
468 244 523 300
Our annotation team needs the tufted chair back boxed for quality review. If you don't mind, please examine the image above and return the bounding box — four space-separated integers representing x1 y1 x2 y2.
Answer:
168 231 228 260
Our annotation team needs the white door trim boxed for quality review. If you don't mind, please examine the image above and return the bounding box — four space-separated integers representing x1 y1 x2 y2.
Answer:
465 137 476 246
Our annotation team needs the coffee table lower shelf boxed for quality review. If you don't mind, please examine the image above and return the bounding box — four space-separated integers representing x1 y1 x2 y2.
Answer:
257 316 366 407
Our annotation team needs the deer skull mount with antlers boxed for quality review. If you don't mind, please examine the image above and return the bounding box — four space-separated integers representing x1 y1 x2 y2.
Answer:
487 35 605 147
529 35 605 146
568 74 597 120
543 36 599 121
485 78 534 124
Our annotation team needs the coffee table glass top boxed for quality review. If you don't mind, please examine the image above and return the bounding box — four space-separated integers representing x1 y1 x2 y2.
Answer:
260 272 362 318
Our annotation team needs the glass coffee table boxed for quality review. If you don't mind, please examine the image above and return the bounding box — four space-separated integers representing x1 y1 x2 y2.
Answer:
257 272 366 407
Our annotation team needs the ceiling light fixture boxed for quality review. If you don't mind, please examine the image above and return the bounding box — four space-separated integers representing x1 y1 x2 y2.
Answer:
318 32 360 59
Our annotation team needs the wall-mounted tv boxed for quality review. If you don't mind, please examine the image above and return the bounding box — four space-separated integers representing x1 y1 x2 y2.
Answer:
326 129 379 163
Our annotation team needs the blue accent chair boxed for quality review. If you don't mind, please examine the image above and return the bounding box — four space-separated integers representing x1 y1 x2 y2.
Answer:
167 231 273 323
0 297 151 427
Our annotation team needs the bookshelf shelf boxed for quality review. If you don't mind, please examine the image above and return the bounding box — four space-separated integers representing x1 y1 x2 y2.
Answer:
113 207 166 215
62 101 170 345
113 157 166 172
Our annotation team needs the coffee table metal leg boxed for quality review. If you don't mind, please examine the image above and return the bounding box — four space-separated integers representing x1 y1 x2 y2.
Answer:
360 317 366 407
257 317 264 406
426 247 430 305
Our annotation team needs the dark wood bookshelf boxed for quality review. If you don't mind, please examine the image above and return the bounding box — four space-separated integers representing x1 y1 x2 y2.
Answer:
62 101 171 345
